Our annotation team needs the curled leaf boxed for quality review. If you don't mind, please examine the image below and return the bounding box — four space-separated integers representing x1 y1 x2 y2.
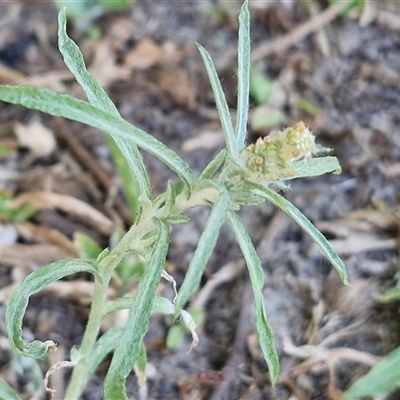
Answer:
6 258 99 358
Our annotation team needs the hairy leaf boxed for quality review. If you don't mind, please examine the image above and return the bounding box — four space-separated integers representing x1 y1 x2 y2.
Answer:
344 346 400 398
103 220 170 399
175 191 231 311
0 86 194 188
235 0 250 149
58 7 151 207
227 211 279 385
250 184 349 285
6 259 98 358
197 44 236 156
0 380 22 400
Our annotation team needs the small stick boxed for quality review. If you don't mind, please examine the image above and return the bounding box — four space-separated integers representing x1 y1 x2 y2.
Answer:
251 1 351 62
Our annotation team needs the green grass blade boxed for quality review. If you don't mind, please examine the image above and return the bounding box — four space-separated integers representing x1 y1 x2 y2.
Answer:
58 7 151 208
227 211 279 385
197 43 236 156
0 380 22 400
107 142 143 216
0 85 194 188
175 191 230 311
6 259 98 358
375 285 400 302
251 184 349 285
235 0 250 149
103 220 170 400
344 346 400 398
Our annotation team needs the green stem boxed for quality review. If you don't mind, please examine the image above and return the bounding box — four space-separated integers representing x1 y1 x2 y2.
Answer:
64 217 155 398
64 185 223 398
64 276 109 399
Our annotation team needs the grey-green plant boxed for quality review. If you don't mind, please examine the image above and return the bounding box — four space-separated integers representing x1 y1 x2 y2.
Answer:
0 2 349 399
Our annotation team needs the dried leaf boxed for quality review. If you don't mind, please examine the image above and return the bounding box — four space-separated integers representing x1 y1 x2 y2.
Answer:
12 191 114 235
124 37 163 70
14 119 56 157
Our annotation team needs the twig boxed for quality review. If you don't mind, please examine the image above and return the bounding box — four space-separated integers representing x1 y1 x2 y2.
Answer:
305 0 331 57
251 1 350 62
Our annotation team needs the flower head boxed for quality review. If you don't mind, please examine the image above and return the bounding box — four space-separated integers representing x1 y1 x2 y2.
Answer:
238 121 318 183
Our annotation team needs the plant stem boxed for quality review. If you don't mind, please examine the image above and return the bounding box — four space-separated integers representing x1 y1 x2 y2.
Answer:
64 185 221 398
64 221 149 398
64 276 110 399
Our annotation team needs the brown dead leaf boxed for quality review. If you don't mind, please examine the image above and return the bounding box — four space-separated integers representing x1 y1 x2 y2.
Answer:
107 16 135 44
316 221 397 255
318 200 400 237
156 64 195 108
14 118 56 157
12 191 114 236
16 221 80 257
88 38 131 88
316 200 400 256
0 61 71 91
0 243 76 268
346 200 400 232
124 37 163 70
0 62 29 85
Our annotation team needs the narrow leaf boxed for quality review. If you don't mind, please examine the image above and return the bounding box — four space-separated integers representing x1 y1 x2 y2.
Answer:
6 259 98 358
104 220 170 399
58 7 151 207
375 286 400 302
197 44 236 156
251 184 349 285
227 211 279 385
66 327 124 395
163 214 191 225
199 149 226 180
0 380 22 400
134 343 148 387
0 86 194 188
103 295 174 317
290 156 341 179
58 8 119 116
235 0 250 149
344 346 400 398
86 327 123 379
175 191 231 311
164 180 177 216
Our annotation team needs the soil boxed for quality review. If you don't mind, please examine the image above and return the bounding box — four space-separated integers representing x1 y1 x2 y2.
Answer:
1 1 400 400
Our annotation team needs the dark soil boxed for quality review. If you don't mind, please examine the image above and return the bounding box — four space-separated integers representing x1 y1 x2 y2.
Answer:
1 1 400 399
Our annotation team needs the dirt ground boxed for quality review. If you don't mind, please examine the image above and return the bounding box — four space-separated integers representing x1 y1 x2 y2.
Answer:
1 1 400 399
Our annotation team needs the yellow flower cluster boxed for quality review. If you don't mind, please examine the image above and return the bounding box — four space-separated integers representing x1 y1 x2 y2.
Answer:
240 121 317 182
